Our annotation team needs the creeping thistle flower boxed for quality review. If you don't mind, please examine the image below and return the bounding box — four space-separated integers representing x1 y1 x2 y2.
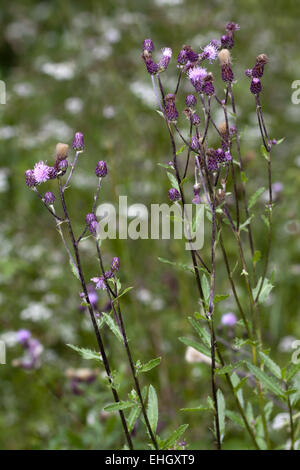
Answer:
25 169 36 187
89 220 99 236
221 312 237 326
245 68 252 78
145 59 159 75
250 77 262 95
33 161 50 184
165 93 178 122
185 94 197 107
56 143 69 161
143 38 154 52
91 276 107 291
252 53 268 78
168 188 180 202
201 43 218 63
48 166 58 180
188 66 207 92
85 213 96 225
191 113 201 126
215 148 226 163
203 73 215 96
111 257 120 272
191 136 200 151
177 45 198 66
95 160 108 178
158 47 172 71
44 191 56 205
55 158 68 176
72 132 84 151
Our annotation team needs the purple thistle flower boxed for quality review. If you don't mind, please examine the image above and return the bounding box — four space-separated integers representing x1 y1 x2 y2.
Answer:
221 312 237 327
177 48 188 65
221 34 234 49
185 94 197 107
89 220 99 235
215 148 225 163
72 132 84 151
95 161 108 178
203 80 215 96
33 161 50 184
186 48 199 62
145 59 159 75
252 63 264 78
85 213 96 225
111 257 120 272
168 188 180 202
210 39 221 49
207 156 218 172
17 329 31 345
225 151 232 162
245 68 252 78
48 166 58 180
55 158 68 175
221 64 234 83
191 136 200 151
191 113 201 126
250 77 262 95
158 47 172 71
192 183 201 205
201 43 218 63
44 191 56 205
226 22 240 32
165 94 178 122
91 276 107 290
188 66 207 91
143 39 154 52
25 169 36 188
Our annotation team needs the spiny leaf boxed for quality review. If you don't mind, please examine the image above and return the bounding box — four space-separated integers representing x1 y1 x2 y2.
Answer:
245 361 285 398
128 405 142 432
253 277 274 303
217 389 226 442
161 424 189 450
158 257 194 273
136 357 161 375
249 187 265 210
188 317 210 347
112 286 133 304
259 352 282 380
66 344 102 362
98 313 123 343
178 336 211 359
69 259 80 280
104 401 135 412
167 171 180 192
286 363 300 382
147 385 158 434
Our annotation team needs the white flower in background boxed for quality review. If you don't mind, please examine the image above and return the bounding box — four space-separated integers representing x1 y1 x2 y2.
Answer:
136 288 152 303
0 331 19 347
41 62 75 80
0 168 10 192
272 413 289 430
278 335 297 353
102 106 116 119
130 81 156 107
104 27 121 44
91 44 112 61
155 0 183 5
37 119 73 141
185 346 211 365
0 126 17 140
20 302 52 321
13 82 34 97
64 97 83 114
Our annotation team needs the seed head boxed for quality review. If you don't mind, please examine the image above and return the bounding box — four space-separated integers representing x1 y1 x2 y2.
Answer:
218 49 231 65
56 143 69 161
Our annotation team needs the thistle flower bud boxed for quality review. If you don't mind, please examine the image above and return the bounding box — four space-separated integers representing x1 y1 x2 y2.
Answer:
221 35 234 49
158 47 172 71
185 94 197 107
143 39 154 52
44 191 56 205
221 64 234 83
203 73 215 95
215 148 225 163
218 49 231 65
111 257 120 272
89 220 99 235
191 113 201 126
182 45 199 63
165 94 178 122
55 159 68 175
218 121 228 136
56 143 69 161
191 136 200 151
168 188 180 202
95 161 108 177
250 77 262 95
145 59 159 75
85 213 96 225
25 169 36 187
245 68 252 78
48 166 58 179
72 132 84 151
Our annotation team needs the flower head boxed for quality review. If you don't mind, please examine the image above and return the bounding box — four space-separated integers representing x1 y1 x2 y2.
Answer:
158 47 172 71
55 159 68 175
145 59 159 75
89 220 99 235
72 132 84 151
85 213 96 225
250 77 262 95
165 94 178 122
188 66 207 86
44 191 56 205
91 277 106 290
185 94 197 107
226 22 240 32
95 161 107 178
221 312 237 327
33 161 50 184
25 169 36 188
111 257 120 272
201 43 218 63
143 39 154 52
168 188 180 202
17 329 31 345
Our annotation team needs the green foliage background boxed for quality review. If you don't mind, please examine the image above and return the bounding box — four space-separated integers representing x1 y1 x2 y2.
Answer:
0 0 299 449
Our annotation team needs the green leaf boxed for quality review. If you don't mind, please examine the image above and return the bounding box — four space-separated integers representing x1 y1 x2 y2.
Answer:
286 363 300 382
112 286 133 304
69 259 80 280
239 215 254 233
147 385 158 434
176 145 186 155
259 352 282 380
167 171 180 192
188 317 210 347
261 145 269 161
253 277 274 303
178 337 211 359
252 250 261 265
214 294 230 304
249 187 265 210
217 389 226 442
226 410 244 428
245 362 285 398
216 361 244 375
104 401 135 412
241 171 248 183
136 357 161 375
201 273 210 303
98 313 123 343
181 405 209 412
128 405 142 432
261 214 270 228
161 424 189 450
158 257 194 273
66 344 102 362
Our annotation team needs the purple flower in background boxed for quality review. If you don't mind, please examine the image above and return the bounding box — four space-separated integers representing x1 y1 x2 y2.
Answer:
250 77 262 95
85 213 96 225
191 113 201 126
89 220 99 235
111 257 120 272
225 151 232 162
44 191 56 205
25 169 36 188
143 39 154 52
158 47 172 71
185 94 197 107
91 276 107 290
33 161 50 184
226 22 240 32
203 74 215 96
168 188 181 202
215 148 225 163
201 43 218 63
188 66 207 91
207 156 218 172
272 182 283 194
221 34 234 49
72 132 84 151
95 161 108 178
17 329 31 345
191 136 200 151
221 312 237 327
245 68 252 78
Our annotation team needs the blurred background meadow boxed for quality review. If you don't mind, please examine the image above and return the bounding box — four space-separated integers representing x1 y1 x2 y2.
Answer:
0 0 299 450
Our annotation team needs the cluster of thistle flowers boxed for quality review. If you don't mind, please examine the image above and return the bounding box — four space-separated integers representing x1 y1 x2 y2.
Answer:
142 23 269 203
24 132 107 231
12 329 43 369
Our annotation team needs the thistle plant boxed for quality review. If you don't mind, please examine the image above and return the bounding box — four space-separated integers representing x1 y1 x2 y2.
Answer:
142 23 299 450
24 133 162 450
